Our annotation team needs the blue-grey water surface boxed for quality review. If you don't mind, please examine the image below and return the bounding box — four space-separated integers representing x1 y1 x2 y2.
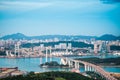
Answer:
0 56 120 73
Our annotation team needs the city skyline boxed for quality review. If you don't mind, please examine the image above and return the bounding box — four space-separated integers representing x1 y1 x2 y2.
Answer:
0 0 120 36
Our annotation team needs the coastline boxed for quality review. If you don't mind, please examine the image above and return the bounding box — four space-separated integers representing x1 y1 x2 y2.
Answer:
0 55 49 59
0 55 62 59
100 65 120 68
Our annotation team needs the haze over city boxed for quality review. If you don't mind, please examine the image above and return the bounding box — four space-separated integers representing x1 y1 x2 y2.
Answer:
1 0 120 80
0 0 120 36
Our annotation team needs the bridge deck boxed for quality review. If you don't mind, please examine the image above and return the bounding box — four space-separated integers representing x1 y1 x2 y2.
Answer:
61 57 117 80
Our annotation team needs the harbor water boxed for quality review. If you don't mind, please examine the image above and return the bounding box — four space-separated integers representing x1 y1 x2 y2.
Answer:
0 56 120 73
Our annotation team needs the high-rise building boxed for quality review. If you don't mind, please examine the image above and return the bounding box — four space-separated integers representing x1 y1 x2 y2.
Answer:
59 43 67 49
107 44 111 53
94 43 99 54
68 43 72 49
99 42 108 53
14 42 20 56
40 44 44 49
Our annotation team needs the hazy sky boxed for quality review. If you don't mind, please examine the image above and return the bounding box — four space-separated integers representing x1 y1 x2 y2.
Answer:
0 0 120 36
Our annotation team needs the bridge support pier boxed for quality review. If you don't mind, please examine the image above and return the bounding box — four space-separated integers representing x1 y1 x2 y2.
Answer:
75 62 79 69
92 67 95 72
85 64 87 71
85 65 92 71
88 65 90 71
68 61 73 68
89 66 92 71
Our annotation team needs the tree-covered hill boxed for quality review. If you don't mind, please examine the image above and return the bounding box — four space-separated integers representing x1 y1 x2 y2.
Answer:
21 41 94 49
0 71 94 80
76 57 120 66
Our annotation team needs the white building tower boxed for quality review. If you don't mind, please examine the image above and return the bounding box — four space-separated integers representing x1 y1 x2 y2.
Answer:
68 43 72 49
46 47 48 62
14 42 20 57
49 47 52 62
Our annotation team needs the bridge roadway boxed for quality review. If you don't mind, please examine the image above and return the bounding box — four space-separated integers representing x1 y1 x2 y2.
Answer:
61 57 117 80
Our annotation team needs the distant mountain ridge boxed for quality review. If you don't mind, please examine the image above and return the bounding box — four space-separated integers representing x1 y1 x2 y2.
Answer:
97 34 119 41
1 33 27 40
100 0 120 4
0 33 120 41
